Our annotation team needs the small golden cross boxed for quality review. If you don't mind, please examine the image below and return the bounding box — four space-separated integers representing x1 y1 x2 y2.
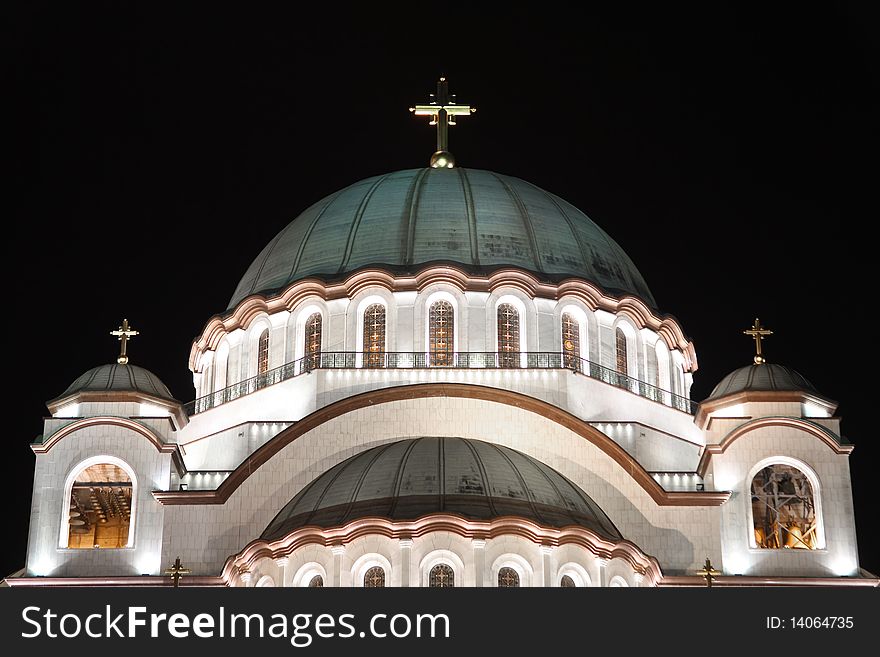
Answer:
165 556 191 588
110 319 139 365
410 77 475 168
696 557 720 588
743 318 773 365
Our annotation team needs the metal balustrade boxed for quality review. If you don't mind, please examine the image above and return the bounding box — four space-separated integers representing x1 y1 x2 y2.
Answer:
184 351 697 416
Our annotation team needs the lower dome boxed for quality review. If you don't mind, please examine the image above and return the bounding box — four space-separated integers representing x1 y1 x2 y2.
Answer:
262 437 621 541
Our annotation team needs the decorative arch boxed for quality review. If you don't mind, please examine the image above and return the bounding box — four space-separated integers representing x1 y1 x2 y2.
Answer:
491 553 532 588
608 575 629 587
557 562 592 587
292 562 328 588
154 384 729 507
352 553 392 588
420 549 465 588
745 456 825 550
245 315 272 379
290 302 325 362
59 455 138 549
255 575 275 588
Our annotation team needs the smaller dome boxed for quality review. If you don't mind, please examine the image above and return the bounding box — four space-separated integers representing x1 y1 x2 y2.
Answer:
706 364 824 401
262 437 622 542
52 363 178 404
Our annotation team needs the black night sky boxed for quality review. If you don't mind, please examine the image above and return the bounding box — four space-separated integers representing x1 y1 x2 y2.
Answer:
7 5 878 578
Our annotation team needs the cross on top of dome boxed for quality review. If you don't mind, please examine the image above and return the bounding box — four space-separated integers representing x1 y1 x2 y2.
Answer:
743 318 773 365
110 318 139 365
410 77 475 169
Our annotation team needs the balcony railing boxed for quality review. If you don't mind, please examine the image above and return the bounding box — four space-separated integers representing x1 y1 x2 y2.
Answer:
184 351 697 416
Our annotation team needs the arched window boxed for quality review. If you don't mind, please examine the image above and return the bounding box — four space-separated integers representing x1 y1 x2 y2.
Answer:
497 303 520 368
561 312 580 370
428 300 454 367
751 464 818 549
308 575 324 588
498 567 520 587
67 463 132 549
257 329 270 376
615 327 627 376
429 564 455 588
560 575 576 588
304 313 322 371
363 303 386 368
364 566 386 588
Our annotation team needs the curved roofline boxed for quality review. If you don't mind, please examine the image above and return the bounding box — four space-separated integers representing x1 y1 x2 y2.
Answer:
227 167 656 310
223 514 665 587
152 383 728 507
188 264 697 373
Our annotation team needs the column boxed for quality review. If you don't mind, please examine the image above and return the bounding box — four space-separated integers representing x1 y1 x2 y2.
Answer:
399 539 413 587
275 557 289 587
239 569 252 588
596 558 609 588
472 539 486 587
330 545 346 588
539 545 554 587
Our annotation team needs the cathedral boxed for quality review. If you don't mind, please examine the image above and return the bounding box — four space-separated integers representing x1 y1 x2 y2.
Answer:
9 80 876 588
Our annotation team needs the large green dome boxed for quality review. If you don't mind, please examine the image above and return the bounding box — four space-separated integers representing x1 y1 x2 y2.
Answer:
229 168 655 309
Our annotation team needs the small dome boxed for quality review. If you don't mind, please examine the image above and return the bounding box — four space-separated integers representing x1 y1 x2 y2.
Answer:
706 363 823 401
52 363 178 404
262 436 622 542
229 168 655 309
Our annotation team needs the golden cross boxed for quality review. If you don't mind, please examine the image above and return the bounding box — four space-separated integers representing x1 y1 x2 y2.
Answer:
165 556 191 588
743 317 773 365
110 319 139 365
696 557 720 588
410 77 475 169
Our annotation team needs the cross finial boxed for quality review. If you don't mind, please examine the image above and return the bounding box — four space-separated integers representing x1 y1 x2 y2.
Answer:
409 77 475 169
110 319 139 364
743 318 773 365
165 556 191 588
696 557 720 588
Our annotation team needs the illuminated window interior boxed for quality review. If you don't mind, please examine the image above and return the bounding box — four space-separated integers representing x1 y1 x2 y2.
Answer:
363 304 386 368
304 312 322 370
497 303 520 368
615 327 628 375
308 575 323 587
429 300 454 366
751 464 818 550
498 566 520 587
429 563 455 587
67 463 132 549
561 312 580 369
257 329 270 375
364 566 385 587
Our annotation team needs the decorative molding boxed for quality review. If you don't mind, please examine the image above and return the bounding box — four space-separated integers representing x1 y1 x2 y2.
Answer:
152 383 730 507
47 390 188 429
696 416 854 476
3 576 225 588
695 390 838 428
189 265 697 372
221 514 664 588
32 416 181 457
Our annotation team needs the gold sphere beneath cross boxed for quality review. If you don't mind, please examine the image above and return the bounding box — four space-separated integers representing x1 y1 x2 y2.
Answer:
430 150 456 168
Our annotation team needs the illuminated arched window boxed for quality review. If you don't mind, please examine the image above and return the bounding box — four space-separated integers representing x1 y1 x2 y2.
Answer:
304 313 322 371
560 575 576 588
751 464 818 550
308 575 324 588
429 564 455 588
497 303 520 368
615 327 627 375
257 329 270 376
498 567 520 587
561 312 580 370
364 566 386 588
67 463 132 549
428 300 454 366
363 303 386 368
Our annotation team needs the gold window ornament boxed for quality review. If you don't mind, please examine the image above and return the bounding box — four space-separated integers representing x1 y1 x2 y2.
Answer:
497 303 520 368
304 313 322 371
364 566 386 587
498 567 520 587
429 563 455 587
429 300 454 366
363 304 386 368
562 312 580 369
257 329 270 375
